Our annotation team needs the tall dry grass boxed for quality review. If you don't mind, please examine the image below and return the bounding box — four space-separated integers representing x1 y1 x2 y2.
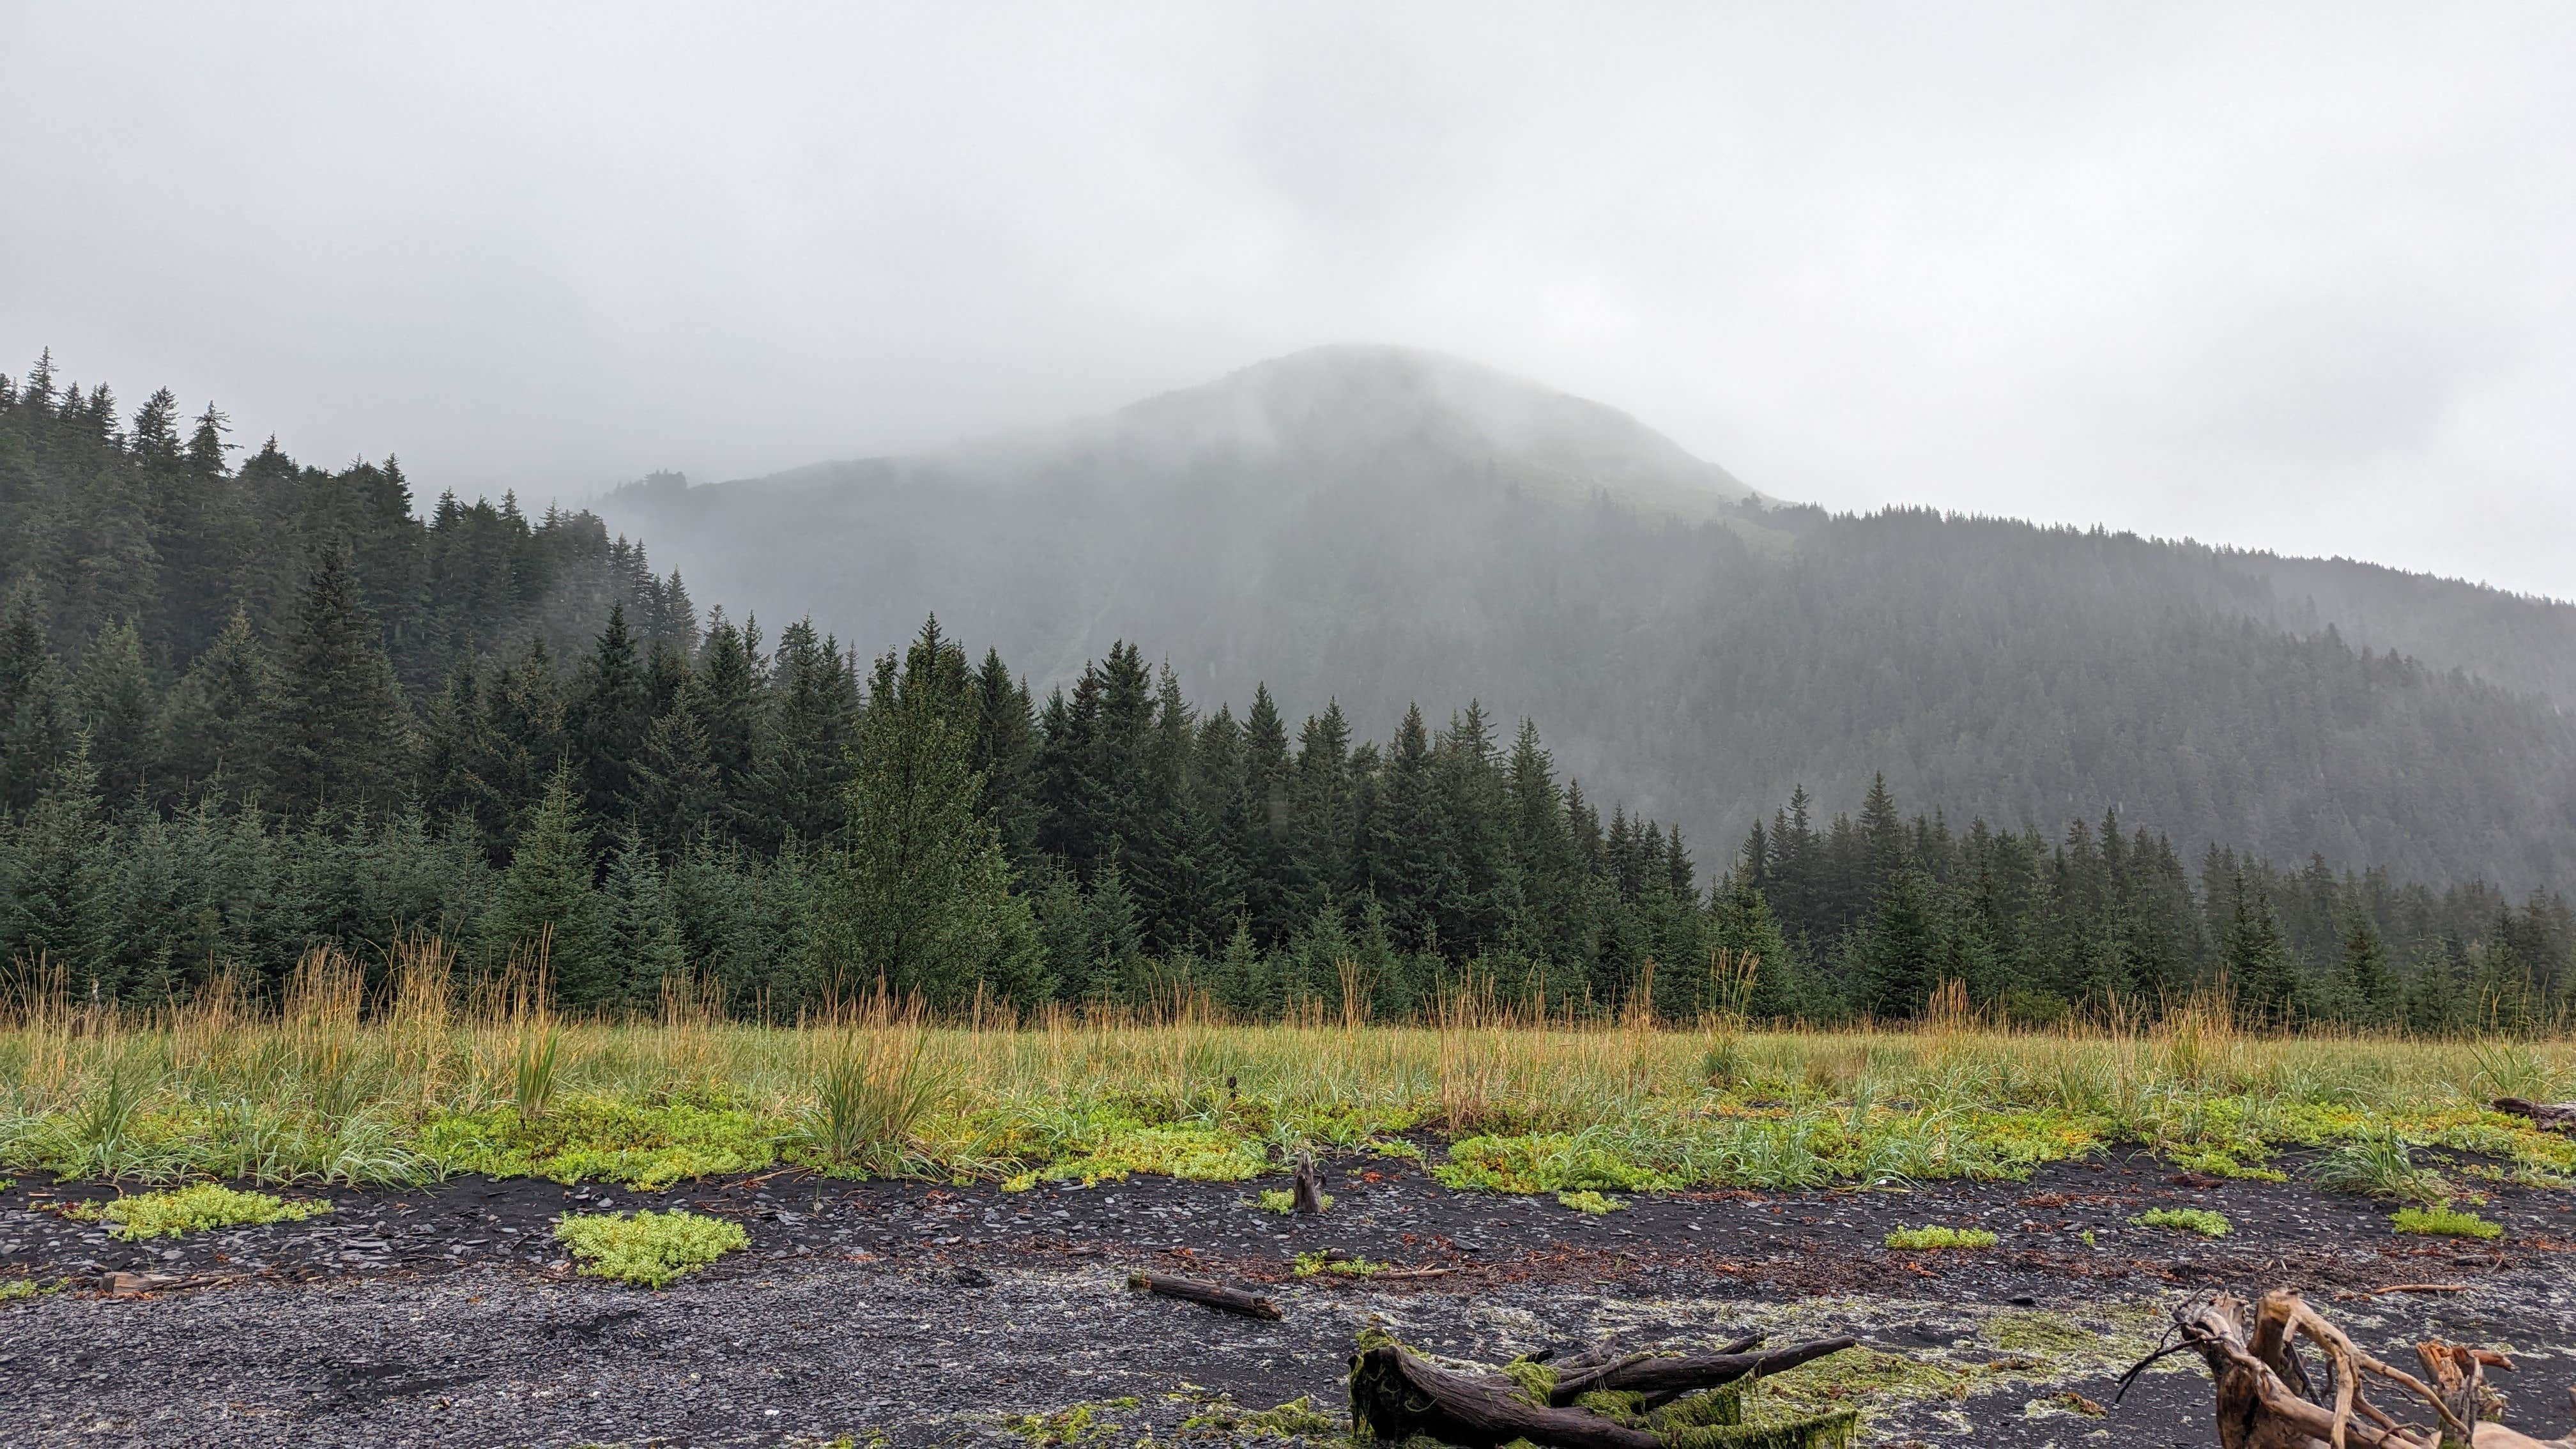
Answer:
2 937 2572 1189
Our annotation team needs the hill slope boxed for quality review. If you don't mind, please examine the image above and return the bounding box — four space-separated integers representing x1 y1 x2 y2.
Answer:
601 345 2576 891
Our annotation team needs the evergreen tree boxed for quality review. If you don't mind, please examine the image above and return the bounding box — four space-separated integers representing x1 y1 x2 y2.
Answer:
969 647 1044 870
72 618 156 808
273 549 411 817
820 620 1037 1008
2335 909 2397 1027
752 618 859 847
0 585 69 811
1853 868 1942 1019
2223 870 2297 1025
158 608 277 804
484 767 613 1008
0 738 107 973
566 603 652 827
602 825 687 1007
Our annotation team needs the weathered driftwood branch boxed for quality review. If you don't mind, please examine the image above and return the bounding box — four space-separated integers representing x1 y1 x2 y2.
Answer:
2168 1289 2575 1449
1291 1150 1328 1214
1548 1336 1856 1409
2492 1099 2576 1133
1348 1329 1859 1449
1126 1272 1283 1320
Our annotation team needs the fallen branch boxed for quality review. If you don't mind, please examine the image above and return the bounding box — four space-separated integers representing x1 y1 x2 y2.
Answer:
1348 1328 1859 1448
1550 1337 1860 1410
1126 1272 1283 1320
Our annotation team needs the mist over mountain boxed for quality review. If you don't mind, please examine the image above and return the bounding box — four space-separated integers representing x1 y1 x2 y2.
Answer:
604 344 2576 892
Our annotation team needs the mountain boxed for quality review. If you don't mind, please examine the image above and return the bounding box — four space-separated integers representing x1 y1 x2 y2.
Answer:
604 344 2576 892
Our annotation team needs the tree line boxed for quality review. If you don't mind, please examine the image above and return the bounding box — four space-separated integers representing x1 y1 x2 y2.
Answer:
2 352 2567 1027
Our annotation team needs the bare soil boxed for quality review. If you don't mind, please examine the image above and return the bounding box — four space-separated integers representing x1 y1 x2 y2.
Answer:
4 1149 2573 1446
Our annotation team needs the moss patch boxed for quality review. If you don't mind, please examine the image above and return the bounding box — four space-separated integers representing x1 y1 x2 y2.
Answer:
65 1183 330 1241
553 1207 749 1287
1883 1225 1997 1250
2131 1207 2230 1238
2390 1203 2502 1239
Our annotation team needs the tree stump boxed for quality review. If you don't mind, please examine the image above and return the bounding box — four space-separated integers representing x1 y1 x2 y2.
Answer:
1291 1150 1328 1215
2163 1289 2575 1449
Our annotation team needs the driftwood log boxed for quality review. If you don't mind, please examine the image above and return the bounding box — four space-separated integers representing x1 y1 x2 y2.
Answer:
2492 1099 2576 1133
1125 1272 1284 1320
2165 1289 2575 1448
1349 1328 1860 1448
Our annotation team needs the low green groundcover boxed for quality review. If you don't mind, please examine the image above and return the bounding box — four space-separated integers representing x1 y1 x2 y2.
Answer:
2129 1207 2230 1238
555 1208 750 1287
1883 1225 1997 1250
68 1183 331 1241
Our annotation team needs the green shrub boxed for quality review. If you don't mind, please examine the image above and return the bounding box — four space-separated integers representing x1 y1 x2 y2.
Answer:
1556 1189 1624 1215
2389 1203 2501 1240
66 1183 331 1241
1883 1225 1997 1250
555 1208 750 1287
2130 1207 2230 1238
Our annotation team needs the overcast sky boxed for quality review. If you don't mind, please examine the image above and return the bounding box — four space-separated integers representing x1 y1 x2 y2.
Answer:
5 3 2570 597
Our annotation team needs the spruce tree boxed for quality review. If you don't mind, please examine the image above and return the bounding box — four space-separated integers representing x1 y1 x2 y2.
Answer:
820 620 1036 1008
2223 870 2297 1025
603 825 687 1006
0 585 69 811
567 603 652 827
1854 868 1942 1019
2338 909 2398 1027
484 767 613 1008
750 618 858 848
158 608 277 804
0 738 108 972
72 618 157 808
1232 684 1294 943
969 647 1045 870
273 549 411 818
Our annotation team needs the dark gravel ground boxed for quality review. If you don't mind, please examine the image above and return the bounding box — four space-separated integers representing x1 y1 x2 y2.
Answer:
4 1149 2574 1446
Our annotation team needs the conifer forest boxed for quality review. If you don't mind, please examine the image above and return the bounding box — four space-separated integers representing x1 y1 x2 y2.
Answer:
4 353 2567 1034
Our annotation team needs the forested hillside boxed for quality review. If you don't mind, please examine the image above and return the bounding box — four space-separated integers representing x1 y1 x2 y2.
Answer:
602 346 2576 893
1 349 2569 1031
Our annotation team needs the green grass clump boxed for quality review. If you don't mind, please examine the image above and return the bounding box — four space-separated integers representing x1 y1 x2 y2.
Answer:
2310 1132 2441 1202
1292 1251 1383 1277
554 1208 749 1287
1557 1188 1625 1215
2389 1202 2502 1240
1884 1225 1997 1250
66 1183 332 1240
2130 1207 2230 1238
0 1278 62 1301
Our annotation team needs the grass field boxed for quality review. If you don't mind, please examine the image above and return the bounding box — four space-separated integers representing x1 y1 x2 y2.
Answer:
4 944 2574 1198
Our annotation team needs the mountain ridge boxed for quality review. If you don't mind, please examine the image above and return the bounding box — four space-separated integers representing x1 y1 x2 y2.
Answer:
598 346 2576 890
